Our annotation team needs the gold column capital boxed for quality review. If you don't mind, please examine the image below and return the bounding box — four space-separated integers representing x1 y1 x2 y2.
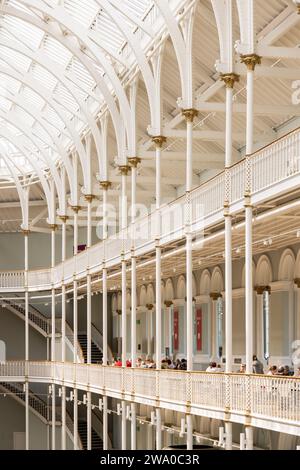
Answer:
255 285 271 295
84 194 96 203
128 157 142 168
240 54 262 71
58 215 69 223
70 205 81 214
182 108 199 123
22 229 31 236
164 301 173 308
49 224 58 232
151 135 167 149
146 304 154 311
210 292 222 301
295 278 300 288
118 165 131 176
220 73 240 89
99 181 112 191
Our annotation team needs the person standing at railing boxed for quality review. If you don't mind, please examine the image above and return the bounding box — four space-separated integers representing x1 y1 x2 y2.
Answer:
252 355 264 374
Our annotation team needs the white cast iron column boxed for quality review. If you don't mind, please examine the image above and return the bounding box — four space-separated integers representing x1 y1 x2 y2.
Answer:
182 108 198 376
50 224 57 450
220 71 239 451
85 194 94 451
24 228 30 450
119 165 130 368
241 52 261 451
60 215 68 450
71 205 80 450
128 157 141 451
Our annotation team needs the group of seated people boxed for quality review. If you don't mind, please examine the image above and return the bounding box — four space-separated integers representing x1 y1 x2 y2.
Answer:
111 357 187 370
206 355 300 377
111 354 300 377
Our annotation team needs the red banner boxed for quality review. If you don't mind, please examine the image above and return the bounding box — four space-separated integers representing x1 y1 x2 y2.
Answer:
173 309 179 351
196 308 202 352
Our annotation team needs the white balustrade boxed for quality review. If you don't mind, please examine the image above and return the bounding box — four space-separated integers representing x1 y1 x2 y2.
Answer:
159 370 187 405
191 372 226 411
250 375 300 423
133 369 156 399
252 129 300 194
28 270 52 290
230 161 246 204
0 271 24 289
0 362 299 432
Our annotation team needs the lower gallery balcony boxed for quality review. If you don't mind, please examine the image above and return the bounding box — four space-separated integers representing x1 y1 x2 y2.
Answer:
0 362 299 443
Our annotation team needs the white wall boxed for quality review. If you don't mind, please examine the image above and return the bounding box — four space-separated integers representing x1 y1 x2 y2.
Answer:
0 307 47 361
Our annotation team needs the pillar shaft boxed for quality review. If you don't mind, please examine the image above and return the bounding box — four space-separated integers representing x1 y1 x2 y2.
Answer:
156 408 162 450
73 388 78 450
122 401 127 450
122 260 127 366
87 391 92 450
103 396 108 450
186 415 193 450
103 268 108 365
131 257 137 367
131 403 136 450
186 233 193 371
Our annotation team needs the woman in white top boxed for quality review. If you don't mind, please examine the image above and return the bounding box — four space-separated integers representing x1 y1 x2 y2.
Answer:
206 362 219 373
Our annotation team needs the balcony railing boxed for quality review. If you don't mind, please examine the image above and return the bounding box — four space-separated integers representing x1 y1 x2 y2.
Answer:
0 362 299 434
0 126 299 291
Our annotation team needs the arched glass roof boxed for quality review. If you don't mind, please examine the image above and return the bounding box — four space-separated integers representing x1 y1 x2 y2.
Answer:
0 0 155 183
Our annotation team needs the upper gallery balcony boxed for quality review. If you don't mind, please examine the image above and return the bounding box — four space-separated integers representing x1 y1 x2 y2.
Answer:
0 126 299 292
